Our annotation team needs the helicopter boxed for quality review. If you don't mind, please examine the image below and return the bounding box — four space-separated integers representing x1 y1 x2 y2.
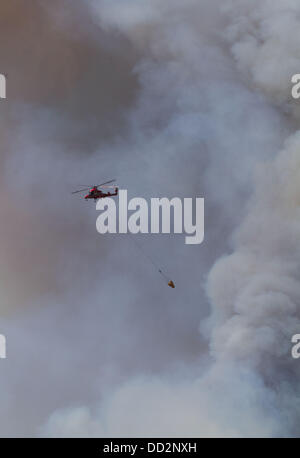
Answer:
72 178 175 289
72 179 118 201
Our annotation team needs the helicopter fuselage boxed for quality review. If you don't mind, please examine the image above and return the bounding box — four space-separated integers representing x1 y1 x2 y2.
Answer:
85 187 118 201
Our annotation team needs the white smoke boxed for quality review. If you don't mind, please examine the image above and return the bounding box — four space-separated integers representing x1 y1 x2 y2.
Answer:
224 0 300 117
0 0 299 437
39 0 300 437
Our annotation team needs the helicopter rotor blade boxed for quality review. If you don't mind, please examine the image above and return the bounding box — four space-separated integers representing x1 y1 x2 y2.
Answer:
72 180 116 194
71 187 90 194
101 184 119 189
97 179 116 188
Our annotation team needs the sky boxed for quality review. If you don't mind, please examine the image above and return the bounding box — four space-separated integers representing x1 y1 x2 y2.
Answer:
0 0 300 437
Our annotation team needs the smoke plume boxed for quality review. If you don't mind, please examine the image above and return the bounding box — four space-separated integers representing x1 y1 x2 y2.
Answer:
0 0 299 437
